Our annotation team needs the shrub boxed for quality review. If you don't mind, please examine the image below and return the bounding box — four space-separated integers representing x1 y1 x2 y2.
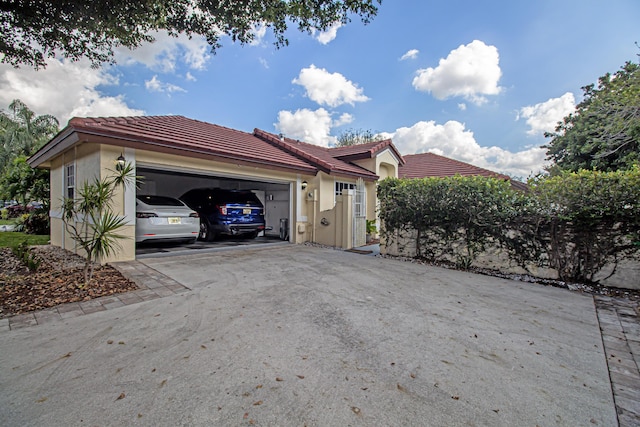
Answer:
378 168 640 284
22 211 50 235
378 175 516 261
11 240 41 272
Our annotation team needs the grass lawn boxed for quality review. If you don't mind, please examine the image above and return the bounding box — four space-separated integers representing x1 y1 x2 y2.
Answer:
0 232 50 248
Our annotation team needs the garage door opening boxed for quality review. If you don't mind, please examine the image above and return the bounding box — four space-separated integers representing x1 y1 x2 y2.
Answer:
135 167 292 255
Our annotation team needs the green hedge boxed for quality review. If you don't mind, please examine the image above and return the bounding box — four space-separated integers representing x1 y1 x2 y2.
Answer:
378 167 640 283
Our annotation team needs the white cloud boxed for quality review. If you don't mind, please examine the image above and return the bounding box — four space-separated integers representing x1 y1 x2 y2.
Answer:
379 120 547 178
185 72 196 82
400 49 419 60
116 31 211 72
412 40 502 105
250 23 268 46
518 92 576 136
458 103 467 111
258 57 269 69
334 113 354 127
275 108 349 147
145 75 186 94
292 64 369 107
316 22 342 45
0 58 143 125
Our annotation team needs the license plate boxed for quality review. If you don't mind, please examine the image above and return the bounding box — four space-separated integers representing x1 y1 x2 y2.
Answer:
168 217 181 224
243 208 252 215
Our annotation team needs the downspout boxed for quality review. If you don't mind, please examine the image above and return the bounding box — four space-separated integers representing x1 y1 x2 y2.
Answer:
311 189 317 243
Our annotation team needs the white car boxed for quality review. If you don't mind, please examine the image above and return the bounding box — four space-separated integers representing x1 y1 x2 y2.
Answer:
135 195 199 244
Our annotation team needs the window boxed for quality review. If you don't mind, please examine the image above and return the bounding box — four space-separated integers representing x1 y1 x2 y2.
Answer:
335 181 356 196
65 163 75 199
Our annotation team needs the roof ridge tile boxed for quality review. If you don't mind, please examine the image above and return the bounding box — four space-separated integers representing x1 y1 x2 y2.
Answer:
253 129 334 173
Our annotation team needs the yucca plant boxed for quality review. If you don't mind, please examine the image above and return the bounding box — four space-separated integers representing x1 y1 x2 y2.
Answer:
61 162 135 286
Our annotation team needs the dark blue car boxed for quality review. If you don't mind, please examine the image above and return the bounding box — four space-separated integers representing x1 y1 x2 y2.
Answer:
180 188 265 241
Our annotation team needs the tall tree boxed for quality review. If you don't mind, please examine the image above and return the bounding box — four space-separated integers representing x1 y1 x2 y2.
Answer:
336 128 385 147
1 0 381 69
544 60 640 172
0 99 59 173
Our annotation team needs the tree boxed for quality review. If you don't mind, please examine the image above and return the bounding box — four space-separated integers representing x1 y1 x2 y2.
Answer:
1 0 381 69
61 162 136 286
0 155 49 207
336 128 385 147
544 60 640 173
0 99 59 173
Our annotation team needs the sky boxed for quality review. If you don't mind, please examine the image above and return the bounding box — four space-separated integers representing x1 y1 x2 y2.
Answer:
1 0 639 179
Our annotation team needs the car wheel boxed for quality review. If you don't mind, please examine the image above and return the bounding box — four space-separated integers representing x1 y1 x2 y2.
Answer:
199 221 216 242
248 230 260 239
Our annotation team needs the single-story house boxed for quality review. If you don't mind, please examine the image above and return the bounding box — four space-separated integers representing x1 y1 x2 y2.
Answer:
28 115 403 262
29 115 525 263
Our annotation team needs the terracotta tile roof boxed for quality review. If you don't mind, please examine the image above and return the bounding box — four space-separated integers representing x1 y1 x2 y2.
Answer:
399 152 527 190
32 115 397 181
399 152 510 179
254 129 380 180
61 116 318 173
330 139 405 164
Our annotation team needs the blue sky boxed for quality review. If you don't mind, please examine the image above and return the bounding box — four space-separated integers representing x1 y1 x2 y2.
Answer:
1 0 638 177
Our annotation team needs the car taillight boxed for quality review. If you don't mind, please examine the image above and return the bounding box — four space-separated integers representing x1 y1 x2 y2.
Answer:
217 205 227 215
189 212 199 218
136 212 158 218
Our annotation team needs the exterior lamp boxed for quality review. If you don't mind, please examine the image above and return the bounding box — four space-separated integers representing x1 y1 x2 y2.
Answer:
116 153 125 171
301 180 308 190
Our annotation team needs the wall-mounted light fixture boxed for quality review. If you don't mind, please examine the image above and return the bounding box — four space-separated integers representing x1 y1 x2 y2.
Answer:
116 153 126 171
301 180 308 190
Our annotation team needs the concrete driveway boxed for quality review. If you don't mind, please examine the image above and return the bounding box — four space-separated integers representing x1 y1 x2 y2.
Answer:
0 245 616 426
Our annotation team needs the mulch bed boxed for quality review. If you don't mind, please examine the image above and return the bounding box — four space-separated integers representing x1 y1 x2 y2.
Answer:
0 246 138 318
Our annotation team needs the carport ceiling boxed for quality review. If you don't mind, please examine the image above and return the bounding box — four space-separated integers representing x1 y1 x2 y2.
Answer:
137 168 290 198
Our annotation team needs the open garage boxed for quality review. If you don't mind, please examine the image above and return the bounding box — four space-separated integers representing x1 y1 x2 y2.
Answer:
135 166 292 255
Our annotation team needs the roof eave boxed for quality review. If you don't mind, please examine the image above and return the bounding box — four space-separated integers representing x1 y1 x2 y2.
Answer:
31 125 319 175
28 126 79 168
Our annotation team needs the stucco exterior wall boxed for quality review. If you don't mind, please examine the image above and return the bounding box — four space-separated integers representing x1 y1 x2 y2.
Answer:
45 143 137 262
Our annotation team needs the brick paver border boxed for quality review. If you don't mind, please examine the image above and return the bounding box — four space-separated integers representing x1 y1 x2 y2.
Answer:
0 261 189 332
594 296 640 427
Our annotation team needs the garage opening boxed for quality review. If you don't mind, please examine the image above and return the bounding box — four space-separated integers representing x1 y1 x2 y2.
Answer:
135 166 292 255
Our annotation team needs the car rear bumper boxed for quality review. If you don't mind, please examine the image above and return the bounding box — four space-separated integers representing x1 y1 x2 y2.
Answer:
217 223 265 235
136 223 200 243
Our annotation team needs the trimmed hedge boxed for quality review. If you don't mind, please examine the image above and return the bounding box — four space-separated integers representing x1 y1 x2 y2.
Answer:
378 167 640 283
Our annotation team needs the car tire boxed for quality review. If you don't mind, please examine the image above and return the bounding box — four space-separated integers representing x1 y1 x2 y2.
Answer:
199 221 216 242
248 231 259 239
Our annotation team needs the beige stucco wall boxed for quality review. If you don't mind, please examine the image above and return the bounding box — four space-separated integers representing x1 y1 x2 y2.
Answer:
351 150 399 224
311 194 353 249
47 143 136 263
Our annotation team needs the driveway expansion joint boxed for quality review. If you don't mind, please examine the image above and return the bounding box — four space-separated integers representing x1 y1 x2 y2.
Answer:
4 260 190 331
